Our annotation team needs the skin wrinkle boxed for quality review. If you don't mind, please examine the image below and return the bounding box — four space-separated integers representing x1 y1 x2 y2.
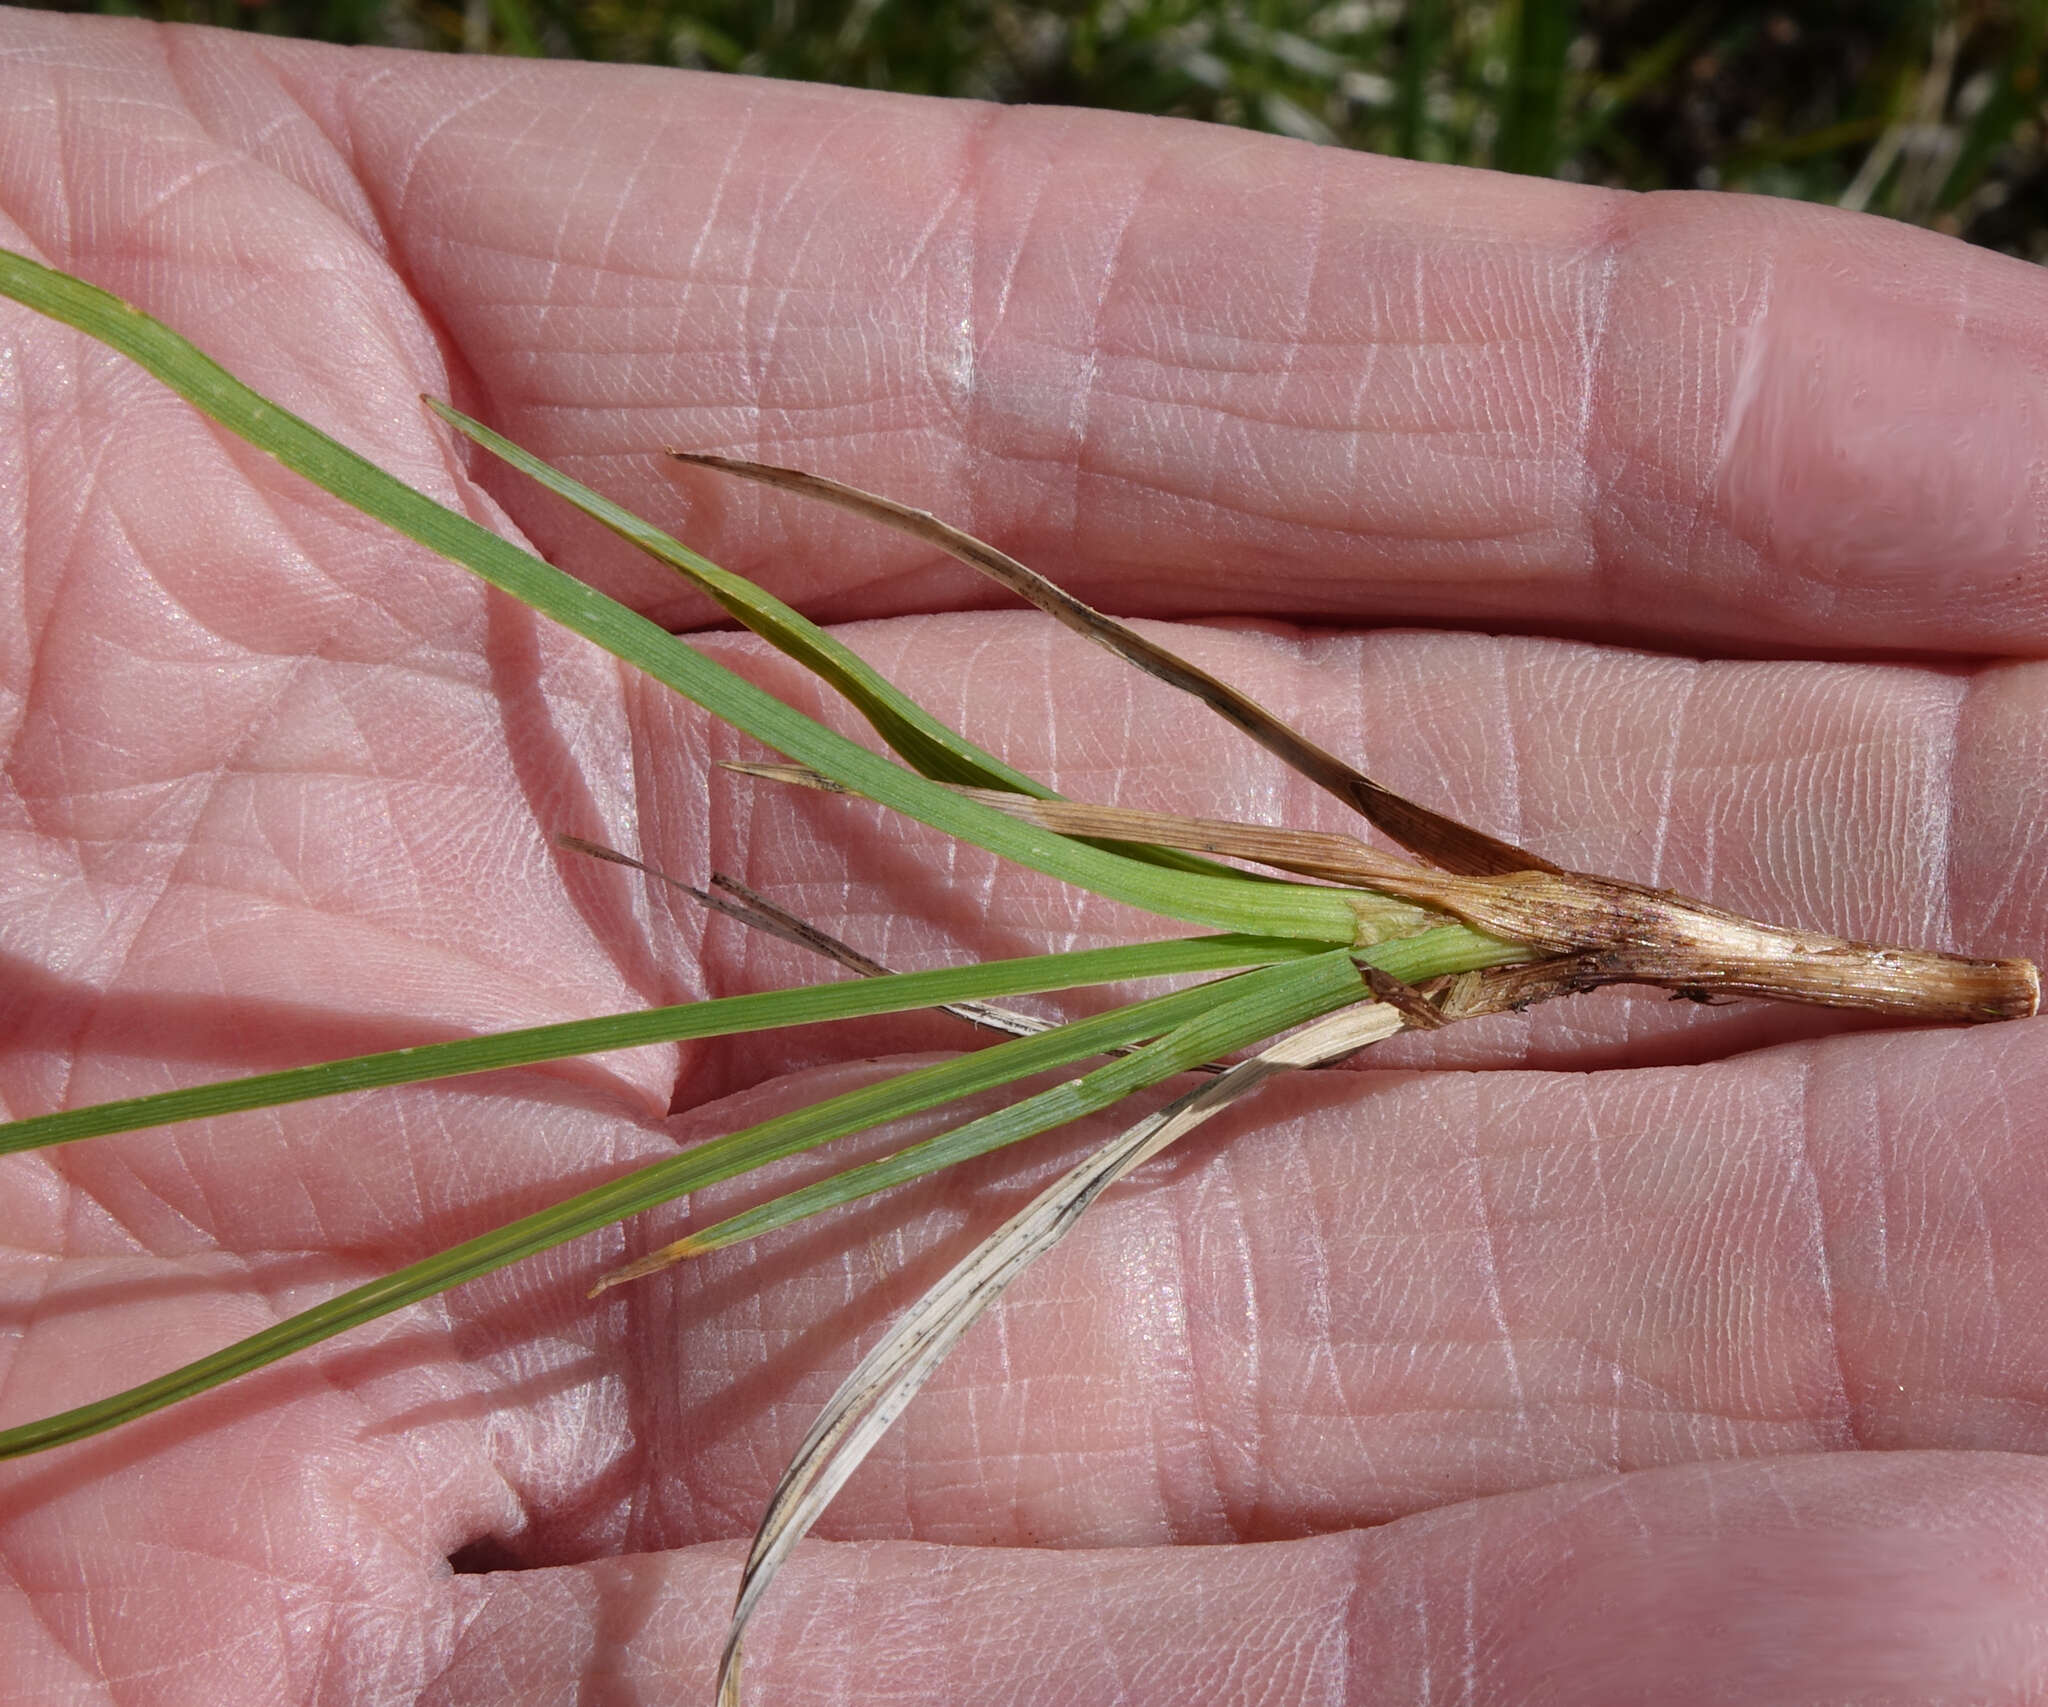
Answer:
119 145 237 241
366 75 522 249
1052 139 1153 569
744 118 858 433
1487 640 1527 852
1561 1076 1626 1471
1794 1054 1862 1452
0 1547 102 1703
1575 201 1627 625
1460 1138 1531 1467
1268 1116 1339 1532
1962 669 2043 942
1934 671 1968 953
1402 1534 1435 1706
969 107 1064 359
197 80 303 171
1955 1082 2008 1386
1209 1144 1262 1541
909 180 979 441
529 143 598 371
933 111 1015 504
16 1296 463 1680
1709 243 1775 502
1663 239 1743 625
1456 1535 1479 1706
55 1116 223 1262
583 120 663 317
1146 1181 1221 1543
1087 1560 1137 1707
681 89 752 303
1238 143 1325 520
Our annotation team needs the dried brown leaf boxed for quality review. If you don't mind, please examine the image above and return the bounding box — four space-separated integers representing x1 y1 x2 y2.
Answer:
668 451 1552 877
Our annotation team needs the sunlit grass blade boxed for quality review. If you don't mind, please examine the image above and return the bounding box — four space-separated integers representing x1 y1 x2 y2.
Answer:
1937 0 2047 211
1564 6 1709 162
0 964 1297 1459
428 398 1049 797
485 0 542 55
432 399 1254 885
604 922 1524 1281
0 934 1322 1156
0 249 1376 947
1395 0 1447 161
713 992 1407 1707
1496 0 1579 178
597 948 1366 1286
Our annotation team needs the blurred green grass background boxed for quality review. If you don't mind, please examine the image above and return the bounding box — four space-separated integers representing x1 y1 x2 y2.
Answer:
29 0 2048 255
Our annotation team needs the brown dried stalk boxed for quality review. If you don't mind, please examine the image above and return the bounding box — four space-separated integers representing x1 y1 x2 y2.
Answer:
720 764 2036 1026
557 834 1059 1044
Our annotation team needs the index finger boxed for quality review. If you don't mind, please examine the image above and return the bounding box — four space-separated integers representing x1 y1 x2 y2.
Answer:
323 52 2048 653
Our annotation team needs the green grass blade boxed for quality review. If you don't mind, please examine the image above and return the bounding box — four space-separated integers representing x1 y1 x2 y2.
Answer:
1564 7 1709 162
1938 0 2048 210
0 967 1279 1458
657 951 1366 1260
1496 0 1579 178
0 934 1322 1156
1361 920 1525 985
1395 0 1447 161
664 923 1525 1261
0 249 1373 947
486 0 542 55
427 398 1050 797
430 400 1275 886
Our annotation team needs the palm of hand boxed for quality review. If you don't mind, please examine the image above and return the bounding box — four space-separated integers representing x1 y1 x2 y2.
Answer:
3 16 2047 1703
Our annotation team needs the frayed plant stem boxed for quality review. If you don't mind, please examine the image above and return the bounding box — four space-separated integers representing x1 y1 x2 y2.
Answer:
723 763 2038 1024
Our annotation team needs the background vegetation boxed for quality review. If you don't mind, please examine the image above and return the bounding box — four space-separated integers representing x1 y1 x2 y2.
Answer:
29 1 2048 256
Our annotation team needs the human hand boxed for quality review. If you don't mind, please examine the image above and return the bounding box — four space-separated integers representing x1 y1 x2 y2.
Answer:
3 13 2047 1703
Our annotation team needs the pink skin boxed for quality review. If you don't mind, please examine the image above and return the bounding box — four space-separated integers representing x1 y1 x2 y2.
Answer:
2 12 2047 1703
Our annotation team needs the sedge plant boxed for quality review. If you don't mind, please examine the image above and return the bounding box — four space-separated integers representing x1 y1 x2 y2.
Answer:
0 247 2035 1702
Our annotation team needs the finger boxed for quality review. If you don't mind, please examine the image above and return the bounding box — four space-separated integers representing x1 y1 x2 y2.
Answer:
430 1452 2048 1705
26 998 2041 1567
475 1009 2044 1557
637 617 2046 1089
15 613 2039 1559
11 549 2042 1550
316 37 2048 650
0 16 2039 1655
3 23 2037 1091
552 619 2045 1545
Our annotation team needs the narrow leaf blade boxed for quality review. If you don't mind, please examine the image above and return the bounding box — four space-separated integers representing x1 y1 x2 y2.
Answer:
435 400 1259 883
0 935 1318 1156
670 449 1555 878
600 948 1369 1283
